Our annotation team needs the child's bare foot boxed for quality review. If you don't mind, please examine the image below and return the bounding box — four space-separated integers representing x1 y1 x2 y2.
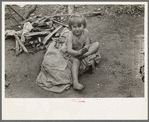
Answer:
73 82 85 90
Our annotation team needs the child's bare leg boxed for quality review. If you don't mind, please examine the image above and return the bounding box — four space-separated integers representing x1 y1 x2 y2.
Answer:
70 56 85 90
82 42 99 58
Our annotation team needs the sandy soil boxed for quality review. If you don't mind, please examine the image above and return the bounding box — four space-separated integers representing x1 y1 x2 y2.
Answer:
5 5 144 98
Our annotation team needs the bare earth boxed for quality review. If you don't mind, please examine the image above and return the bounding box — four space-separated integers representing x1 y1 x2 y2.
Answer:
5 5 144 98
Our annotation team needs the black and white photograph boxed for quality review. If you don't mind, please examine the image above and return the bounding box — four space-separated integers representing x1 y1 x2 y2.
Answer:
2 1 148 120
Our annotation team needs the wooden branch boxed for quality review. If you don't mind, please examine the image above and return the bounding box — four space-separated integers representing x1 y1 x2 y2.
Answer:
83 12 102 17
14 35 29 53
33 17 47 24
7 5 25 20
20 16 38 25
38 37 41 42
19 11 102 26
14 11 102 28
42 25 63 45
52 20 68 27
47 11 102 18
7 6 20 24
19 16 43 26
15 39 22 56
24 5 37 19
24 31 49 37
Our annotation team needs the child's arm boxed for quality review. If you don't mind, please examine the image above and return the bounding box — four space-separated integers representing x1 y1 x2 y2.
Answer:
78 30 90 59
84 38 90 49
83 29 90 49
67 33 83 57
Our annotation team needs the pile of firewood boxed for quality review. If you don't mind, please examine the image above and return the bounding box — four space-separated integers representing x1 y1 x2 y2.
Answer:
5 5 102 56
5 14 69 55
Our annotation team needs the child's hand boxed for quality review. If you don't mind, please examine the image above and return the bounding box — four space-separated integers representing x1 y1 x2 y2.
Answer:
78 55 83 60
78 47 88 56
81 47 88 55
84 45 90 50
77 47 88 59
78 49 83 55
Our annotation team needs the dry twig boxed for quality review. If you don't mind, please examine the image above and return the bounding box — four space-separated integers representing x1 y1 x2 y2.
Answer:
42 25 63 45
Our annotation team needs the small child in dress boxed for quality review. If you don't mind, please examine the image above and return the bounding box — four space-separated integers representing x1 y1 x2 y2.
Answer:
61 14 100 90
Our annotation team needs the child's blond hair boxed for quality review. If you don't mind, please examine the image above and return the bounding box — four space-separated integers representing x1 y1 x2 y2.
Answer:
68 14 87 30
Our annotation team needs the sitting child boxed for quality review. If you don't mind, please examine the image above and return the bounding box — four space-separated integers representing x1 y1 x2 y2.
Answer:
60 14 100 90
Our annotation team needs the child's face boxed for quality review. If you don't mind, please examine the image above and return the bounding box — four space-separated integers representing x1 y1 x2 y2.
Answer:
71 24 84 36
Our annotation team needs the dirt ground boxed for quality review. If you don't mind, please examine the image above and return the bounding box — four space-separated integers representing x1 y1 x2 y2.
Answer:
5 5 145 98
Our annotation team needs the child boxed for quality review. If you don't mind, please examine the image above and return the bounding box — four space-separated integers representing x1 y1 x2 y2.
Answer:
61 14 100 90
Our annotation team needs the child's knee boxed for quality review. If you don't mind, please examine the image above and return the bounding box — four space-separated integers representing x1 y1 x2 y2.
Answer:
91 42 99 50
